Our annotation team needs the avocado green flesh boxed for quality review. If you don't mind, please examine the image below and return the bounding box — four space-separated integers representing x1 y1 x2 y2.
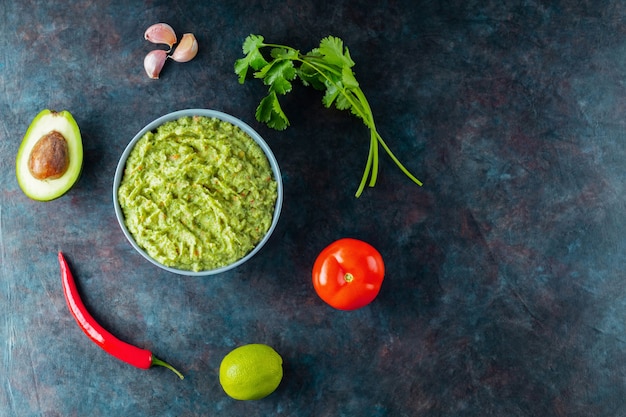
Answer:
117 116 278 272
16 110 83 201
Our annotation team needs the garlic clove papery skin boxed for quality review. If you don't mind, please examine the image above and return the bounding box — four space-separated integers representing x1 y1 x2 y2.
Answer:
170 33 198 63
144 23 177 49
144 49 168 79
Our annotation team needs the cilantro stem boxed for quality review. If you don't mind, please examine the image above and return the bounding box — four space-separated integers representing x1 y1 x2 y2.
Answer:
295 58 385 197
352 87 423 191
355 130 377 197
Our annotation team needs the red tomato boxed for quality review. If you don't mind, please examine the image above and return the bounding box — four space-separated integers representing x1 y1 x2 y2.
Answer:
312 238 385 310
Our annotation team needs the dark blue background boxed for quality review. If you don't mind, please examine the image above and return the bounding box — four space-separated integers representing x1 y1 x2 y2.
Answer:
1 1 624 416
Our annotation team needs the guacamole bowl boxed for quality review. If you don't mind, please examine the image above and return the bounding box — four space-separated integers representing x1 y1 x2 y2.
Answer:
113 109 283 276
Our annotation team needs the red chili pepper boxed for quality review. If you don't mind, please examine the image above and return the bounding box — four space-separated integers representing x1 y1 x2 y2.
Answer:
58 251 184 379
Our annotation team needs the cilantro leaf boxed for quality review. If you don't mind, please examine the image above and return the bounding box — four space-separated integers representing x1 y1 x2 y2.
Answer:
321 71 352 111
334 88 352 110
298 63 326 90
318 36 355 68
270 47 299 61
234 35 269 83
254 60 296 95
321 82 340 108
234 58 251 83
341 66 359 89
255 92 289 130
242 34 265 54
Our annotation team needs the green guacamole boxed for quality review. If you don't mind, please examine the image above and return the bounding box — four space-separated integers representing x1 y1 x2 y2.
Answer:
118 116 278 272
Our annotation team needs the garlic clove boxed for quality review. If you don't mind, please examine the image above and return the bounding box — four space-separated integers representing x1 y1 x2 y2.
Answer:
144 23 177 49
144 49 168 79
170 33 198 63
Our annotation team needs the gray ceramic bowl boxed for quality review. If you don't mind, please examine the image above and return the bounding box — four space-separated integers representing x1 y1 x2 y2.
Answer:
113 109 283 276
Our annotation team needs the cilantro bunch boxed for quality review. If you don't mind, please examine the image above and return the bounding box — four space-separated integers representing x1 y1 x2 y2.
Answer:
235 34 422 197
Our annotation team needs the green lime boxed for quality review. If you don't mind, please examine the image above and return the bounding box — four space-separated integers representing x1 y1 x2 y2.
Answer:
219 343 283 400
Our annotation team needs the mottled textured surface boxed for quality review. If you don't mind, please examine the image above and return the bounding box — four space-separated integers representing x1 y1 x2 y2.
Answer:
1 1 625 416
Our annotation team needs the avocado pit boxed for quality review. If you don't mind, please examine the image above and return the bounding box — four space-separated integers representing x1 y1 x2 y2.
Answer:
28 130 70 180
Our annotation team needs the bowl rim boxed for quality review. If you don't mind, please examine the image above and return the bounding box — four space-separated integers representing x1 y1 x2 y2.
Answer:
112 108 283 276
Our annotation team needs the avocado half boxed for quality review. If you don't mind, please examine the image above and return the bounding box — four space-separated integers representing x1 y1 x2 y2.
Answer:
16 109 83 201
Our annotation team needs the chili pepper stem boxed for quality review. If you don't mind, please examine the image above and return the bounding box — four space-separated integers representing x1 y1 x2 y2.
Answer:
152 356 185 379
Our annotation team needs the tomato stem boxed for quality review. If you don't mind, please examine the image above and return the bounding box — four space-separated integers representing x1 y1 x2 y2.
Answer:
344 273 354 283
